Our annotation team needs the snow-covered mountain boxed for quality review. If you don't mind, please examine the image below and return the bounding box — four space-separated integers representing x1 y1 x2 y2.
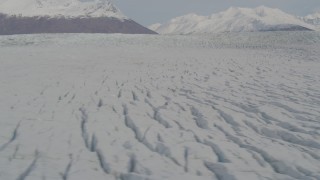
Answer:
0 0 125 19
150 6 316 34
0 0 156 34
303 12 320 31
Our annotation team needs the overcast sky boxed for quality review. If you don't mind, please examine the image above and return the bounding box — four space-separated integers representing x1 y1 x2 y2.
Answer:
110 0 320 26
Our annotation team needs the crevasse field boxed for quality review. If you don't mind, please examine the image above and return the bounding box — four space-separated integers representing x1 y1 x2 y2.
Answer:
0 32 320 180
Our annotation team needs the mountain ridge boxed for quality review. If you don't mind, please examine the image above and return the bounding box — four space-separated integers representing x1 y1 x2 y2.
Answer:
0 0 126 19
150 6 317 34
0 0 157 35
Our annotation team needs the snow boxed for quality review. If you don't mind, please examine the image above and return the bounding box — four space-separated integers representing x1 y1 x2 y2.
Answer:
0 32 320 180
303 12 320 30
0 0 127 19
150 6 316 34
305 12 320 19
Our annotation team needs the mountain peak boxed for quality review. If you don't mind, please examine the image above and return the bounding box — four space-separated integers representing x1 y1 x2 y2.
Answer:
0 0 126 19
0 0 157 35
222 6 284 17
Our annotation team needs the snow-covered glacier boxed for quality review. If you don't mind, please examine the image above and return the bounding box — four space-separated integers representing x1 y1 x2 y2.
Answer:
0 32 320 180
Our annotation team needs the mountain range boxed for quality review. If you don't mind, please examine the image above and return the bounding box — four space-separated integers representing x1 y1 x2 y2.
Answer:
150 6 320 34
0 2 319 35
0 0 156 35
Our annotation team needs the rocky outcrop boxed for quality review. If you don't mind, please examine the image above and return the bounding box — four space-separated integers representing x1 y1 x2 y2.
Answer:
260 24 312 31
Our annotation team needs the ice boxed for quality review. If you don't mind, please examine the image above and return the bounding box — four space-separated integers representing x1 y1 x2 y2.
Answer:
0 32 320 180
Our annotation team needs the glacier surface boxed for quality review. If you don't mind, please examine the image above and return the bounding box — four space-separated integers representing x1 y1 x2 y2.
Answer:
0 32 320 180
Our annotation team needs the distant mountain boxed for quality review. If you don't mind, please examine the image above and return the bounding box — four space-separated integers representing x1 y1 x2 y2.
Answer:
0 0 156 35
302 12 320 31
150 6 315 34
